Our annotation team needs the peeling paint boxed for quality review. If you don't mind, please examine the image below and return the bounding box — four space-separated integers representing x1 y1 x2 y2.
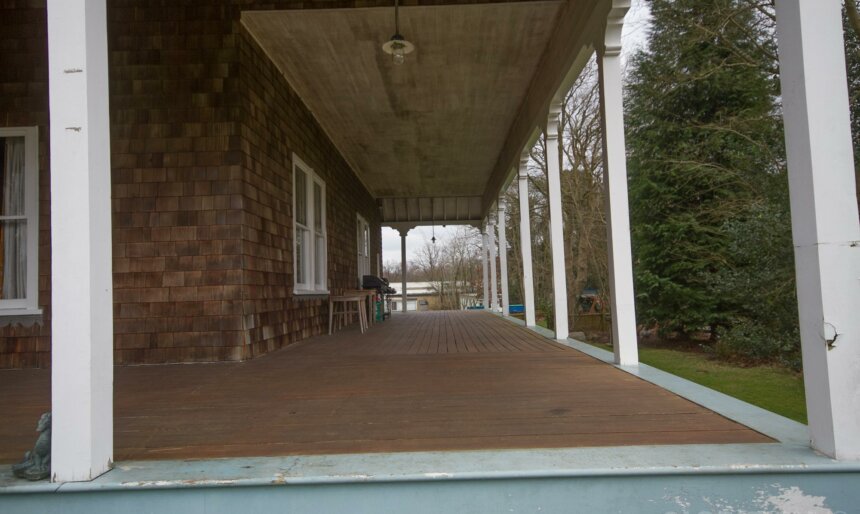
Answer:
727 463 809 471
423 473 453 479
701 495 739 513
120 479 239 488
756 485 834 514
661 491 691 512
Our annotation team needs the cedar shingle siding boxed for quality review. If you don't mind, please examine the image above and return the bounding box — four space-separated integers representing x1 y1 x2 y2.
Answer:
0 0 386 368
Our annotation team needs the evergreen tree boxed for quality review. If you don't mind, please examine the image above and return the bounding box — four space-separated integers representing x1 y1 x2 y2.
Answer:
626 0 787 338
844 1 860 207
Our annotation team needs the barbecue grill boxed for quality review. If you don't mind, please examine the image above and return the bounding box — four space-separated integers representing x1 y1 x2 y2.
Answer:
362 275 396 321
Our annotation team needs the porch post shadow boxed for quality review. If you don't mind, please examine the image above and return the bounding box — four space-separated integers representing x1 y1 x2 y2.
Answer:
47 0 115 482
775 0 860 460
517 153 537 327
596 0 639 366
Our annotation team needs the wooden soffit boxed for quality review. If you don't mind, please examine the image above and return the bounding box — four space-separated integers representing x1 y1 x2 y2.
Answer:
242 1 564 205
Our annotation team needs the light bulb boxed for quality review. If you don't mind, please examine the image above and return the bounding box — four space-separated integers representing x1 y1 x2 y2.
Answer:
393 48 405 65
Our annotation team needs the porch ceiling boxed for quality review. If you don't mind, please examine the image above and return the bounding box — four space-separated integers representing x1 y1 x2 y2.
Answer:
242 1 564 207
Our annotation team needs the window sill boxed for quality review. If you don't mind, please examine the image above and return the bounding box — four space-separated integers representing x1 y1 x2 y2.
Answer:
0 308 44 327
293 289 330 298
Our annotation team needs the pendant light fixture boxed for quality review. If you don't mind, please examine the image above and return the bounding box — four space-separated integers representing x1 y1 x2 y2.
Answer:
381 0 415 65
431 224 436 244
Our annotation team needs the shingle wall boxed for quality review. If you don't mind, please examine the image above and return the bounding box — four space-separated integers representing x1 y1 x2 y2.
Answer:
0 0 386 367
237 26 381 359
0 2 51 368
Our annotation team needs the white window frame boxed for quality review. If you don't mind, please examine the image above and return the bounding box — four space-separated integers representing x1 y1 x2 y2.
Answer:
292 154 328 295
0 127 40 315
356 213 371 287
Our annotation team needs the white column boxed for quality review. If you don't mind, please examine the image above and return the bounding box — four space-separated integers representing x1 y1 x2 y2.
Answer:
481 228 490 309
497 198 511 316
545 102 569 341
775 0 860 460
597 1 639 366
48 0 114 482
518 153 537 327
488 212 499 312
399 229 409 312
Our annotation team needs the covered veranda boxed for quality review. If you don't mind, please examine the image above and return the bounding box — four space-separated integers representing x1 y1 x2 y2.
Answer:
2 0 859 511
1 311 768 464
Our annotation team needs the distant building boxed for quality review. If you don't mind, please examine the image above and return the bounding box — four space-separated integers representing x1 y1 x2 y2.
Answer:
390 281 476 311
390 282 439 312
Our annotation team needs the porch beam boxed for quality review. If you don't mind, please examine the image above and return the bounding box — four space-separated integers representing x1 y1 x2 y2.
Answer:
48 0 114 482
488 211 499 312
517 154 537 327
545 102 569 341
483 0 608 213
775 0 860 459
481 226 490 310
596 1 639 366
498 197 511 316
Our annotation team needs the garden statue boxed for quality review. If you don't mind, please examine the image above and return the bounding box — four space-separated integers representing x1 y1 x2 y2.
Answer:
12 412 51 481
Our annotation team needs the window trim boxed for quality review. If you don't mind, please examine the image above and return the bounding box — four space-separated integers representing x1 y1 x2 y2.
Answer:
292 154 328 296
356 213 371 288
0 126 41 316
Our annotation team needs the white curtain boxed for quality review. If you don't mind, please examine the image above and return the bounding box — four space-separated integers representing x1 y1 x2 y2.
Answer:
3 137 26 300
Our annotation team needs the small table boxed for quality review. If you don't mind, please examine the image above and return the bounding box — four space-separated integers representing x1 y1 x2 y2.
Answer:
328 291 375 335
345 289 376 328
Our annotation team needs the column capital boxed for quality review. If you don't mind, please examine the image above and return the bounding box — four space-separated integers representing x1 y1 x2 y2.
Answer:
546 100 563 140
518 150 530 178
498 197 508 212
596 0 629 58
386 222 416 237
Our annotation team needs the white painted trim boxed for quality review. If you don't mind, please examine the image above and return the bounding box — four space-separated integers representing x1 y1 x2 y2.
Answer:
481 228 490 309
488 213 499 312
497 197 510 316
293 289 331 297
596 3 639 366
775 0 860 460
399 229 409 312
292 153 328 295
545 103 569 341
356 213 371 288
517 155 536 327
48 0 113 482
0 126 41 315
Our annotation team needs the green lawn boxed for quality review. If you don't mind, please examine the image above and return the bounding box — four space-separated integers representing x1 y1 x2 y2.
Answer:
532 318 806 423
590 342 808 424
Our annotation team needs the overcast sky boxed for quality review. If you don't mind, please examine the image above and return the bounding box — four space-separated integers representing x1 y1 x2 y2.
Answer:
381 1 652 267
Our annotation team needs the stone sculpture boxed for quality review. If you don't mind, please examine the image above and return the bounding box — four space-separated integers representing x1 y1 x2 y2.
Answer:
12 412 51 481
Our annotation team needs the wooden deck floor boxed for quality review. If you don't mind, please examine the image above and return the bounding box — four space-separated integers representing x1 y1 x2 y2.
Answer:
0 311 771 464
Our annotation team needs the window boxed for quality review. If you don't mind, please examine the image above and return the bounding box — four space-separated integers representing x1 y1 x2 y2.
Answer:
356 213 371 287
0 127 39 315
293 154 327 294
